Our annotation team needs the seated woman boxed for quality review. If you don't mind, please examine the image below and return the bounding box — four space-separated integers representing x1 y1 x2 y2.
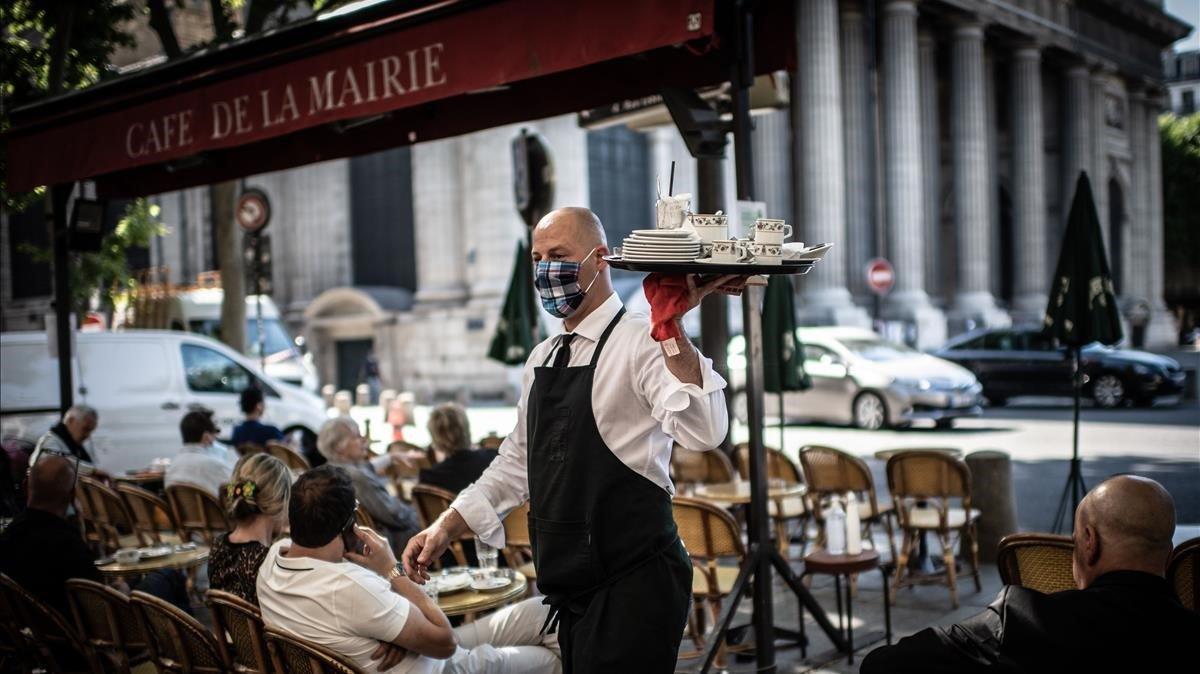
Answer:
318 416 420 556
208 453 292 604
418 403 498 494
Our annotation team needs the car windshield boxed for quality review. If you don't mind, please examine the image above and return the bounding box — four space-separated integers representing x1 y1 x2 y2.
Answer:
189 318 296 357
839 338 918 362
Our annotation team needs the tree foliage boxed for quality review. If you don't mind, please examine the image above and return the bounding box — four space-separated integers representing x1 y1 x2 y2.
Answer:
1160 113 1200 307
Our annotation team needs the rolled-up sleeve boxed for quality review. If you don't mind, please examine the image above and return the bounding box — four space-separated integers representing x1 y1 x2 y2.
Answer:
450 360 536 549
633 333 729 451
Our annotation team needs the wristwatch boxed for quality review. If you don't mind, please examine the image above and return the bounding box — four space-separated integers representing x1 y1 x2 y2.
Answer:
386 564 404 582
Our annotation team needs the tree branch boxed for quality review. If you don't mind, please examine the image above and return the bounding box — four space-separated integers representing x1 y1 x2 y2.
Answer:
146 0 183 59
208 0 236 42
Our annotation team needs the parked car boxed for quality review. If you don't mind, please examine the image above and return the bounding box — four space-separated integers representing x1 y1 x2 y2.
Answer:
0 330 328 475
935 326 1186 408
728 327 983 430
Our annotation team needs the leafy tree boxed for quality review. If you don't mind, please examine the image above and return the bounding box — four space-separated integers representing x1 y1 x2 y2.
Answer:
1160 113 1200 313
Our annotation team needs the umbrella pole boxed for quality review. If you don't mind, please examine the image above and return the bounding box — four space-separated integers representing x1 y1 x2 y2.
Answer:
1052 345 1087 532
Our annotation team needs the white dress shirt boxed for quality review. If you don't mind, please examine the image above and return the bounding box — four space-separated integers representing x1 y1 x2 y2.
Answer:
452 292 728 548
164 441 239 498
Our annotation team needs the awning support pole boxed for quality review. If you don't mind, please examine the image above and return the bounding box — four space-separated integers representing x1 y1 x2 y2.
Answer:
52 183 74 415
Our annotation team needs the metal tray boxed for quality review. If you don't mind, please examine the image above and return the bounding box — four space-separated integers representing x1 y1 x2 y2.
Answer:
605 256 816 275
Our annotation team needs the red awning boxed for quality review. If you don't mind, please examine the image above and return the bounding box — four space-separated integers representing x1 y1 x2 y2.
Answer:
5 0 795 197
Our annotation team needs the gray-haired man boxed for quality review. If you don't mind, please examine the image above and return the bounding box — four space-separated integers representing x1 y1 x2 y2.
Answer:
29 405 100 476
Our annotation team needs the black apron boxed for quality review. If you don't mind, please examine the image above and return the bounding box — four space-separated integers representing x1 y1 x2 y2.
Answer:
527 307 692 674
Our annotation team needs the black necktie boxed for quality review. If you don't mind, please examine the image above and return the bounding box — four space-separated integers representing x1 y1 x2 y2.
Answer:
552 334 576 368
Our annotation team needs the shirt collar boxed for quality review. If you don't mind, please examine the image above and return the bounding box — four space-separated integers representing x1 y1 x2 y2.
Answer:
564 291 623 344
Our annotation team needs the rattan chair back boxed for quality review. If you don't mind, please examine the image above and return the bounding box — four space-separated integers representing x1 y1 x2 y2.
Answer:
166 484 232 545
118 482 179 546
501 501 533 569
671 443 736 485
733 444 802 484
996 533 1077 594
1168 536 1199 611
65 578 148 673
207 589 271 674
800 445 888 518
673 496 746 561
410 484 456 528
266 442 310 472
77 475 136 553
354 503 377 531
2 573 99 673
236 443 267 457
265 627 365 674
479 435 503 450
886 450 973 525
131 590 226 673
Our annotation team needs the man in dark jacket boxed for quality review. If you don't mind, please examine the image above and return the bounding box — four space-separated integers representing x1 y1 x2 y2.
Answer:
861 475 1197 674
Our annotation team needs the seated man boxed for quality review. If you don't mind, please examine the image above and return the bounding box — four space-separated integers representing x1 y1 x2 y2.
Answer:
165 409 239 498
231 387 285 447
862 475 1199 674
0 454 101 616
28 405 102 477
257 465 560 673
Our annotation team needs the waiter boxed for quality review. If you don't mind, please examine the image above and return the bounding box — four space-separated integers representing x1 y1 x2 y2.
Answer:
403 207 739 672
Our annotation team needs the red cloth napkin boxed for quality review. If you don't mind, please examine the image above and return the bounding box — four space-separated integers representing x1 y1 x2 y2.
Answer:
642 273 691 342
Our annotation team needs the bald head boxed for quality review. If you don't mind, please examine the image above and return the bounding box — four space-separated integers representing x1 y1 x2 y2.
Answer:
535 207 608 250
27 454 77 516
1072 475 1176 587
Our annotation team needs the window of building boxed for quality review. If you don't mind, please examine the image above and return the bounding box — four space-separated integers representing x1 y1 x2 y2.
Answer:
349 146 417 290
587 126 653 246
1182 90 1196 115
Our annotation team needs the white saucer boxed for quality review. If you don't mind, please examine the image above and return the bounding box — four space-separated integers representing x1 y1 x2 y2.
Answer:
431 572 472 594
138 546 174 559
631 229 696 238
470 576 513 592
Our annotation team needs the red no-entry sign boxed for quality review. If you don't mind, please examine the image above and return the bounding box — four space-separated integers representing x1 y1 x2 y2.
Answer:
237 188 271 233
866 258 895 295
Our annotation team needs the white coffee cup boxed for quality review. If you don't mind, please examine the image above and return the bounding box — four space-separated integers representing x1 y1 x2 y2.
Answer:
711 239 752 264
754 219 792 245
115 548 141 565
750 242 782 265
689 213 729 243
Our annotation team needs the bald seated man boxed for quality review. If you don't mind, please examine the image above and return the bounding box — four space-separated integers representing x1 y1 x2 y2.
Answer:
0 455 101 616
404 207 743 673
862 475 1198 674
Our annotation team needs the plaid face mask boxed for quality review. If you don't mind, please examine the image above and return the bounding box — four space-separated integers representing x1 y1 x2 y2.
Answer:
535 247 599 318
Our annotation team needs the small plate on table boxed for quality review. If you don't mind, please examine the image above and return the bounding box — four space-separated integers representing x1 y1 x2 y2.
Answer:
431 572 472 594
469 576 513 593
138 546 174 560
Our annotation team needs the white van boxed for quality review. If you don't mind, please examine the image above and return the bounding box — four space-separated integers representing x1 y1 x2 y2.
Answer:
0 330 328 475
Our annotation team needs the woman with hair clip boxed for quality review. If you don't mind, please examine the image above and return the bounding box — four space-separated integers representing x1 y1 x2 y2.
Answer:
208 453 292 604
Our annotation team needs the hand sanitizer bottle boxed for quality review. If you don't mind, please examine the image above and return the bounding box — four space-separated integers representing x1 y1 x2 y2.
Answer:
846 492 863 555
826 496 846 555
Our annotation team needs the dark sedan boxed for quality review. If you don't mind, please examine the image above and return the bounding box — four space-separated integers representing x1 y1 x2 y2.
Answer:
936 327 1186 408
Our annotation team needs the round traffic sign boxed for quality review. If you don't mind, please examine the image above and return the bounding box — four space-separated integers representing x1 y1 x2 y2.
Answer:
237 188 271 233
866 258 895 295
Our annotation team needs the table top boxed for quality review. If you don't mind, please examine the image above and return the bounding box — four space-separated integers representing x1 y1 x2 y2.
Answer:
872 447 964 461
437 571 527 617
803 549 880 575
687 480 807 504
96 545 210 578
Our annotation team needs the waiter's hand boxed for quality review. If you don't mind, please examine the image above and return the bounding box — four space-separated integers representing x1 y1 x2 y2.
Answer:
402 508 470 582
684 274 746 312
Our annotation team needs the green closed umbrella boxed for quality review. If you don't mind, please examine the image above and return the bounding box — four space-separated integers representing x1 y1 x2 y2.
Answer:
1043 172 1123 531
761 275 811 450
488 239 543 365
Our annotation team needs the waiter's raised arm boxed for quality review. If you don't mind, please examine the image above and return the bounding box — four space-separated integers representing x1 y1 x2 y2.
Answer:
634 317 730 452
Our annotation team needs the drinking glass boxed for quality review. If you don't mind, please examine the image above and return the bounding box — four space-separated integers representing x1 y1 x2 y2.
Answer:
476 541 499 575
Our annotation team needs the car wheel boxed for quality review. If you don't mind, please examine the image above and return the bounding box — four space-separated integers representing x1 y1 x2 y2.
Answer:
852 392 887 431
1091 374 1126 409
935 418 955 430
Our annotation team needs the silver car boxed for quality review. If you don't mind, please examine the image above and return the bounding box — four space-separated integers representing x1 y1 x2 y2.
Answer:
728 327 983 430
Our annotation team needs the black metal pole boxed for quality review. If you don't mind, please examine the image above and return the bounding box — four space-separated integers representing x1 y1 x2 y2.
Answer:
51 184 73 414
254 233 266 371
697 156 732 452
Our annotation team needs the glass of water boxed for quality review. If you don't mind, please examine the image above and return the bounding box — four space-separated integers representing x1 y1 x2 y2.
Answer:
475 540 499 576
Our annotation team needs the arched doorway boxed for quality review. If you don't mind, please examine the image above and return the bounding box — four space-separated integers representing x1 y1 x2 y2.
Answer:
1108 177 1124 294
304 286 414 394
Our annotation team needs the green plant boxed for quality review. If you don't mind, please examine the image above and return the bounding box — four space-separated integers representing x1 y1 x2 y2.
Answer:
1160 113 1200 308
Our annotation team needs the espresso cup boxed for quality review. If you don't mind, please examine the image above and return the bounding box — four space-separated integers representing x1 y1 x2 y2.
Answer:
750 242 783 265
115 548 141 565
754 219 793 245
688 213 729 243
711 239 752 264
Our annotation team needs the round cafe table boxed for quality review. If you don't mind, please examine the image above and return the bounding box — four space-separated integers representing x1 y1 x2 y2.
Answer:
800 549 892 665
689 480 807 505
437 571 528 617
96 545 210 579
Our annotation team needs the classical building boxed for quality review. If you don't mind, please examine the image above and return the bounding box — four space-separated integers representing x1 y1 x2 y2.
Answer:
1 0 1190 401
1164 49 1200 114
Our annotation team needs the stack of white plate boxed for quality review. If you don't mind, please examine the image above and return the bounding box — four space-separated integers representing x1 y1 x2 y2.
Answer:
619 229 701 261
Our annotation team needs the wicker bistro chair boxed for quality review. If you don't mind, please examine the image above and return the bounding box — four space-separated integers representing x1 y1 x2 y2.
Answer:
1168 536 1200 611
0 573 101 674
118 483 182 547
501 501 537 585
77 474 140 554
733 444 812 556
886 451 982 608
131 590 227 674
672 496 750 665
65 579 150 674
266 441 311 473
207 590 272 674
670 442 736 486
236 442 267 458
0 573 35 672
996 534 1077 594
800 445 897 563
166 484 233 546
266 627 365 674
411 484 472 568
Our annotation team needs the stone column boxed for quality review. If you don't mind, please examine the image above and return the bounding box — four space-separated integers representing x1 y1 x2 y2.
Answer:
1124 91 1150 307
841 0 874 301
1010 43 1048 321
1091 67 1112 249
880 0 944 347
412 137 469 305
1062 62 1092 221
949 20 1008 329
918 27 941 304
460 126 528 306
1142 93 1178 349
794 0 869 326
752 110 793 223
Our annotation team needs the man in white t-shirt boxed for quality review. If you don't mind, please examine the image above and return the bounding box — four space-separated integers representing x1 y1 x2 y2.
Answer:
164 410 239 498
257 465 559 674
